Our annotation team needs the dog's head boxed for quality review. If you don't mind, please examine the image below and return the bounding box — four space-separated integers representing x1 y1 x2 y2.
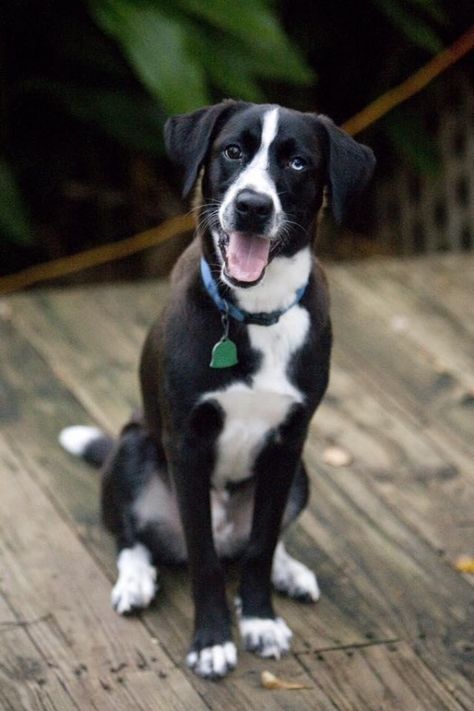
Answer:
165 101 375 288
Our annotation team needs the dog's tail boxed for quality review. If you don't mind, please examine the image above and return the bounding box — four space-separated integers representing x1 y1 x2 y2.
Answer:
59 425 114 468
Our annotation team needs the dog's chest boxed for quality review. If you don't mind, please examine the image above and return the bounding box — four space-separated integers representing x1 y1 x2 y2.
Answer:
206 306 309 488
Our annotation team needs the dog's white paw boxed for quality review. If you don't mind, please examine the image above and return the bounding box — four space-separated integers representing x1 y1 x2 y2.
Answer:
186 642 237 679
272 542 320 602
59 425 102 456
239 616 293 659
111 544 158 615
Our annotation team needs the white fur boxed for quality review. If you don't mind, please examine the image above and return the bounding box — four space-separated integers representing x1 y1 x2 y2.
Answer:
186 641 237 678
111 543 158 615
219 107 282 239
235 247 312 313
58 425 102 456
205 304 309 489
272 542 320 601
133 476 181 532
211 489 237 556
133 475 253 560
238 614 292 659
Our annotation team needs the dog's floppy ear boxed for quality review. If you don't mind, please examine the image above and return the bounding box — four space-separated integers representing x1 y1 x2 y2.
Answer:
317 115 376 224
164 100 245 198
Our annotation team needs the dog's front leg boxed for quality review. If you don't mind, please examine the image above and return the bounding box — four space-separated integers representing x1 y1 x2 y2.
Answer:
171 402 236 679
237 409 306 659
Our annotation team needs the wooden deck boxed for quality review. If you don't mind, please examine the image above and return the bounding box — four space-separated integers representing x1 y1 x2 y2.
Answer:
0 254 473 710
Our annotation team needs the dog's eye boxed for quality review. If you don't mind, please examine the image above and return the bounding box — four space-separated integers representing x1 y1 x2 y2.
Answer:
224 145 242 161
288 157 307 171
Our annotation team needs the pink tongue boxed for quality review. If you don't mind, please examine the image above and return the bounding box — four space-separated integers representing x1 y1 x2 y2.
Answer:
226 232 271 282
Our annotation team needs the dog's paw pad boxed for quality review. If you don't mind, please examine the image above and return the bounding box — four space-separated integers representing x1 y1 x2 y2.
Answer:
111 546 158 615
239 617 292 659
186 642 237 679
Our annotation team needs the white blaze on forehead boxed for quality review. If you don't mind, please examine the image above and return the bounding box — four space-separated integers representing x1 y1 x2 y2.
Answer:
250 107 279 176
218 107 282 235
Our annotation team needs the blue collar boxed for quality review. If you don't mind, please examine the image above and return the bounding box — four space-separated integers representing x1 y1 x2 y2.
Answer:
200 257 307 326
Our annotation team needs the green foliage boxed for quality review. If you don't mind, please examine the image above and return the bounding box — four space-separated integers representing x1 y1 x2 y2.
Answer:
370 0 445 53
89 1 209 113
88 0 313 114
2 0 465 257
0 161 32 245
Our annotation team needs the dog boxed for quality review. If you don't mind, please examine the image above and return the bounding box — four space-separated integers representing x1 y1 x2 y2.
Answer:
60 101 375 679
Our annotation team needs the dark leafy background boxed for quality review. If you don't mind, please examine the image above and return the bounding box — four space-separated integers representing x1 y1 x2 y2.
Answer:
0 0 472 276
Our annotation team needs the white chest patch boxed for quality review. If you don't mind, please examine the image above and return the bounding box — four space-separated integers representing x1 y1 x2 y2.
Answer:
205 305 309 489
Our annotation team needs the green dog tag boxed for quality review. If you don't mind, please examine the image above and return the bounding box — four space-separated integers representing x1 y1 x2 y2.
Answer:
210 337 238 368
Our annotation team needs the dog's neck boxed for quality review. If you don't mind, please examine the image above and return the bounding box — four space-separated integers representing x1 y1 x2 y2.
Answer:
231 247 312 314
200 256 308 326
201 229 312 315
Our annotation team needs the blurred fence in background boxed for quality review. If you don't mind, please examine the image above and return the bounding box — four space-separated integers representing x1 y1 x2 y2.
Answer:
375 71 473 254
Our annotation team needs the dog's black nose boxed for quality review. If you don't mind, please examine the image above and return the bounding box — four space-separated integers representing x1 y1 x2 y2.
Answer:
235 190 273 220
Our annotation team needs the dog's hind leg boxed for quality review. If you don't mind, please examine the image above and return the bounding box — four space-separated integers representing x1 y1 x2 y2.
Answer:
272 462 320 602
111 542 158 615
101 419 166 615
271 541 320 602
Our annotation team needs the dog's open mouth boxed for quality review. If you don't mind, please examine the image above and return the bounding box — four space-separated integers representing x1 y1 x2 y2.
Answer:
220 231 271 286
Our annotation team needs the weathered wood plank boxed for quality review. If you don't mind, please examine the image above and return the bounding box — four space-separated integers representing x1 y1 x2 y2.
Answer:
0 301 328 709
316 358 474 562
0 595 80 711
0 333 466 709
367 257 474 336
3 254 474 709
300 452 474 709
0 439 208 711
4 288 144 431
297 641 464 711
3 292 398 652
333 258 474 389
11 265 474 562
328 264 473 459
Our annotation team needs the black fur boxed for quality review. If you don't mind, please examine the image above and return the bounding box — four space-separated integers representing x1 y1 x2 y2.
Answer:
96 102 374 677
317 115 376 223
82 432 114 468
164 100 250 198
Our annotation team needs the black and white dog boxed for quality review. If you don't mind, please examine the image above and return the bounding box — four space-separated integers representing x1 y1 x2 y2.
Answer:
60 101 375 679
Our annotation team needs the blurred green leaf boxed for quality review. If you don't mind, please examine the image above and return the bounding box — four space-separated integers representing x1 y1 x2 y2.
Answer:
0 160 32 244
27 80 166 154
372 0 444 53
197 42 266 103
177 0 285 45
211 33 313 86
186 27 310 104
175 0 313 84
88 0 313 113
385 109 441 175
404 0 447 24
89 0 210 113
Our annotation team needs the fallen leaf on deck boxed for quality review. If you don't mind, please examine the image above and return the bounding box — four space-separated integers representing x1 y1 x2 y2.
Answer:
261 670 311 690
454 555 474 574
322 446 352 467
